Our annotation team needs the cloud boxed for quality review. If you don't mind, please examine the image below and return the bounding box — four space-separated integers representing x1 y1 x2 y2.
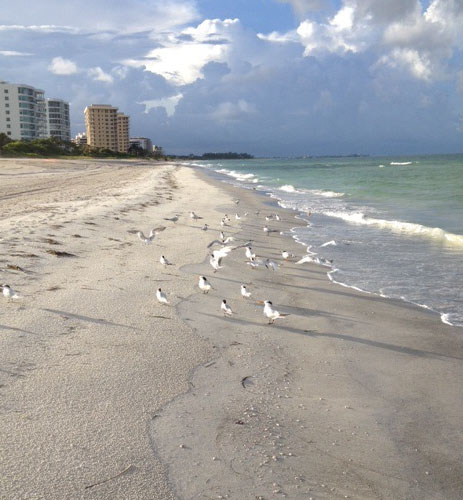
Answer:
0 50 32 56
140 94 183 117
278 0 330 16
48 56 78 75
0 1 198 34
87 67 114 84
125 18 241 86
211 99 256 122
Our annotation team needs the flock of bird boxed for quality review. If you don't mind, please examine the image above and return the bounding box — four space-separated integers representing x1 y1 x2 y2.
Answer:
135 201 296 324
1 198 320 325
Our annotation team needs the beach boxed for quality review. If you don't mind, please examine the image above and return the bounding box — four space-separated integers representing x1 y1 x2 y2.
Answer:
1 158 462 499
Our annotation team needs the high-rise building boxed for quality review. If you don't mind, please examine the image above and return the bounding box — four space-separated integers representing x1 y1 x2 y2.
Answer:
46 99 70 141
117 113 129 153
84 104 130 153
0 80 48 140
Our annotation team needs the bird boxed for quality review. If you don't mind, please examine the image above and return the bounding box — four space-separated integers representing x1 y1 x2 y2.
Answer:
221 299 233 316
160 255 173 267
156 288 169 305
201 224 209 231
164 215 180 223
247 256 266 269
265 215 273 221
263 225 270 236
190 211 202 220
245 246 255 260
209 246 232 272
259 300 289 324
220 218 226 227
265 259 279 271
275 214 281 221
235 214 241 220
240 285 251 299
233 199 240 205
282 251 295 260
2 284 20 300
210 254 223 273
198 276 212 294
137 226 166 244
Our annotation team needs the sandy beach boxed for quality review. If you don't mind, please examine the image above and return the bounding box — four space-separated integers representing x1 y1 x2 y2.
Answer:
1 158 462 500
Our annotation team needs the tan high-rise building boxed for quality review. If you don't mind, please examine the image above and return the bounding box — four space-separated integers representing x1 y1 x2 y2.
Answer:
84 104 130 153
117 113 129 153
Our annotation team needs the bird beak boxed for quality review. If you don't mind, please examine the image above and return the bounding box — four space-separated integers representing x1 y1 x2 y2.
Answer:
257 300 264 305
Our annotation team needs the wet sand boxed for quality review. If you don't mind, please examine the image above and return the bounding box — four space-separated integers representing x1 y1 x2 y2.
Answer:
1 158 462 499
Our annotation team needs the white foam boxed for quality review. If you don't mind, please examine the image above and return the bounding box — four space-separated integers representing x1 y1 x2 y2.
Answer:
390 161 413 165
309 189 345 198
323 211 463 247
320 240 337 247
441 313 454 326
279 184 300 193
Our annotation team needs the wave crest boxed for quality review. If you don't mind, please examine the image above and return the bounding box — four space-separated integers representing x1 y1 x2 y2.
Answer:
324 211 463 247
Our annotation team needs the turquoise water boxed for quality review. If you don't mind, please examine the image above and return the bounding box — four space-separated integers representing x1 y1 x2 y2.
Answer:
190 155 463 326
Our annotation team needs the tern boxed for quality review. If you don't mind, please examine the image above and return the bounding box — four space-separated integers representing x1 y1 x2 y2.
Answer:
247 256 266 269
2 284 20 300
201 224 209 231
265 215 273 221
282 251 295 260
259 300 289 324
233 199 240 205
164 215 180 223
156 288 169 305
137 226 166 244
190 211 202 220
245 246 255 260
240 285 252 299
160 255 173 267
198 276 212 294
275 214 281 221
221 299 233 316
235 214 241 220
265 259 279 271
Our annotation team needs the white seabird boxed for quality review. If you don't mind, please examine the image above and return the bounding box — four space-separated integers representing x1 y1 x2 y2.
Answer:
2 284 20 300
221 299 233 316
160 255 173 267
137 226 166 244
240 285 252 299
259 300 289 324
198 276 212 294
156 288 169 305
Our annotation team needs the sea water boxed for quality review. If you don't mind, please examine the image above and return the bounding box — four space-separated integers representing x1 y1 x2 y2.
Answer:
188 155 463 327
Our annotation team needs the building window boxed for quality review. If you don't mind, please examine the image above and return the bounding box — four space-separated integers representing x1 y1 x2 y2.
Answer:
7 131 11 135
5 96 9 100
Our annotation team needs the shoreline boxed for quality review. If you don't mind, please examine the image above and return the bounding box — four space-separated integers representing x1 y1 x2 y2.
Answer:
1 159 462 499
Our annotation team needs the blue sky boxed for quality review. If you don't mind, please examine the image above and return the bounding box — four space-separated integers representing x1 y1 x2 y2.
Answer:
1 0 462 156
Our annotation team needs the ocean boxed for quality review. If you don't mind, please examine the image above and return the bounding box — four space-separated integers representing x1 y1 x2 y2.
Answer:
187 155 463 327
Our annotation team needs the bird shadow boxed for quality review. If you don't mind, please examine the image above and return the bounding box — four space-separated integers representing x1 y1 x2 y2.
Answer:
42 309 139 330
196 313 462 361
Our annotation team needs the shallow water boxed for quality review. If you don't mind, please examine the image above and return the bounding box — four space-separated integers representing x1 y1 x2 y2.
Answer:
188 155 463 327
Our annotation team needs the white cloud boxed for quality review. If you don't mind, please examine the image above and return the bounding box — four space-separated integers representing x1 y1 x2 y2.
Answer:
211 99 256 122
87 67 114 84
0 50 32 56
140 94 183 117
125 18 241 86
278 0 329 16
48 56 78 75
0 1 198 35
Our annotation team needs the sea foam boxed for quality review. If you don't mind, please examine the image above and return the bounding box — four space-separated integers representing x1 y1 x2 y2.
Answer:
323 211 463 247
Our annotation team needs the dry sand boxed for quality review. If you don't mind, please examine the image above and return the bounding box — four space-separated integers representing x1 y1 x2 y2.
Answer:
1 158 462 499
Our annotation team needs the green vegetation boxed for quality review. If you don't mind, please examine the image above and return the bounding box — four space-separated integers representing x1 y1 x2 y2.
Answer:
0 135 165 160
172 152 254 160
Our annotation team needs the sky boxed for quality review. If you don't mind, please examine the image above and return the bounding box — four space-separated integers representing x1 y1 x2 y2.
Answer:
1 0 462 156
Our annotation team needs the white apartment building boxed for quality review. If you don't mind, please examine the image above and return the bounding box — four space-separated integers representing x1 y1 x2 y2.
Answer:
46 98 71 141
0 80 70 141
